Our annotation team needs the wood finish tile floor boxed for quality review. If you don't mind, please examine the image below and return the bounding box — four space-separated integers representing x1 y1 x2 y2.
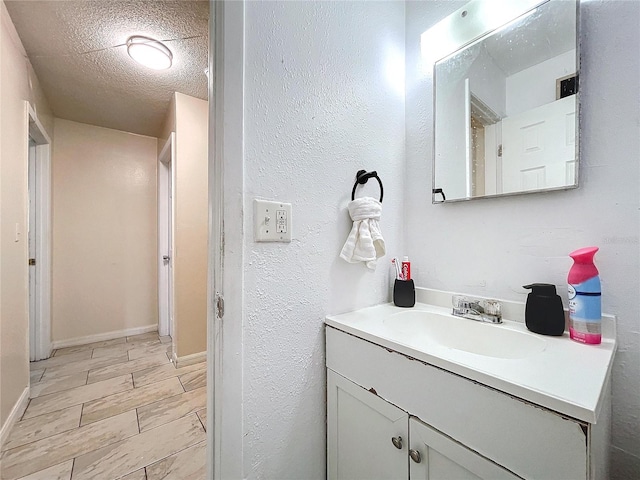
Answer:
0 333 207 480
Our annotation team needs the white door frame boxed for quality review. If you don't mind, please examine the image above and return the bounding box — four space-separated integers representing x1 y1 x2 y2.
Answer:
158 133 176 340
28 137 37 360
208 1 245 478
464 78 472 198
26 102 53 361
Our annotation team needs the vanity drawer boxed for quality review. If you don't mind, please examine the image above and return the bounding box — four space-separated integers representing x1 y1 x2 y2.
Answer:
326 326 588 479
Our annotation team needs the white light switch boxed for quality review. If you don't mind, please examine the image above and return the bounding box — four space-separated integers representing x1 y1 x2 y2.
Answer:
254 199 292 242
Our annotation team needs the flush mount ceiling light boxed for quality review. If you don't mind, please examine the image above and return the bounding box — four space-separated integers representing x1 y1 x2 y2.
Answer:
126 36 172 70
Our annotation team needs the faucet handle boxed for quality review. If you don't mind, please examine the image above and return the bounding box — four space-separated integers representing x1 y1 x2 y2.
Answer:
451 295 502 324
452 296 501 317
480 299 501 317
452 295 473 309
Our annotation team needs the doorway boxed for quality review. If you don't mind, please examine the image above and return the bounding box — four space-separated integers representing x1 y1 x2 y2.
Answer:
469 92 502 196
27 103 52 361
158 133 176 342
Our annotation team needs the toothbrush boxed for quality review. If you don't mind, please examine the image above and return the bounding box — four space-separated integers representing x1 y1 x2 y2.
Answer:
392 258 401 280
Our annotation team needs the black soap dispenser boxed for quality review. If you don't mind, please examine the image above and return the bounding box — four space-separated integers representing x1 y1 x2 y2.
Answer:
523 284 566 336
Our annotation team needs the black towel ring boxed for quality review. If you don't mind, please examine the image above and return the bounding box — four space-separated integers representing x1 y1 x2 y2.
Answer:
351 169 384 203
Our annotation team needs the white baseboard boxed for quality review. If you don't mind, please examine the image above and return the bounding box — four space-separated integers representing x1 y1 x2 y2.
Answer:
51 324 158 349
171 351 206 368
0 386 30 449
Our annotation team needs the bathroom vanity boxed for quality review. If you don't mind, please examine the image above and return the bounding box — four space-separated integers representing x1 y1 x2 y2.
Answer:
325 296 616 479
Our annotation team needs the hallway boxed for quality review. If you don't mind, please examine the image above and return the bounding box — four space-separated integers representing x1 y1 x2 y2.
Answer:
0 333 206 479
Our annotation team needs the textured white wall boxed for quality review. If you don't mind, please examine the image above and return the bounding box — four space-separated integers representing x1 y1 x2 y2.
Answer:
243 1 405 477
406 1 640 477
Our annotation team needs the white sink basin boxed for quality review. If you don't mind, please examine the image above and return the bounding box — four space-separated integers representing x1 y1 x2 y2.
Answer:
383 310 547 359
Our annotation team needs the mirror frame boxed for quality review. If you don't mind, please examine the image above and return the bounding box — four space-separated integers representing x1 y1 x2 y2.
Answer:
426 0 581 204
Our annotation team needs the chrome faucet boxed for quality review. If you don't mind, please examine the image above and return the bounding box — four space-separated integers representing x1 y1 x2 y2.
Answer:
452 296 502 324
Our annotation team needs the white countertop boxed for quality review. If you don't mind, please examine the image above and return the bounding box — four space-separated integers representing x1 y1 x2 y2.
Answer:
325 301 617 424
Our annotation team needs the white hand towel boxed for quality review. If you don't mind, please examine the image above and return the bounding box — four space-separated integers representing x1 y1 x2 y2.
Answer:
340 196 386 269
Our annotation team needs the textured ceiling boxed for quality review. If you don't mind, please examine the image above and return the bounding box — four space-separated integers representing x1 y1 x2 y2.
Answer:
5 0 209 137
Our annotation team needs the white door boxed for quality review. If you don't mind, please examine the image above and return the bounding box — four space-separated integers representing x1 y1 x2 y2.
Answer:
167 158 174 337
158 134 175 338
26 104 52 361
409 417 519 480
28 137 38 360
327 369 409 480
501 95 577 193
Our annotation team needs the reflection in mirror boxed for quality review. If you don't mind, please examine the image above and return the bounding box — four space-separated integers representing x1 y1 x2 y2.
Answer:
428 0 579 203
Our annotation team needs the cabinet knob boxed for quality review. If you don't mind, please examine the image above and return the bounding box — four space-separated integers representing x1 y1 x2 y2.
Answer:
391 436 403 450
409 449 422 463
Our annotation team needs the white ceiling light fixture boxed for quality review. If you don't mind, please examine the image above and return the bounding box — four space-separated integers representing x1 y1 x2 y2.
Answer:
126 35 173 70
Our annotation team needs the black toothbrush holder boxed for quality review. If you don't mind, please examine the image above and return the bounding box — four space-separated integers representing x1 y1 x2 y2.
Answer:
393 279 415 308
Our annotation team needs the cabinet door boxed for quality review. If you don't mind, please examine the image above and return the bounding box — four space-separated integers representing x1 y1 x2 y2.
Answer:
327 369 408 480
409 417 519 480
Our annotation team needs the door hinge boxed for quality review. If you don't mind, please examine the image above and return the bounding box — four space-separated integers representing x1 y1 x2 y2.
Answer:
215 293 224 319
29 258 36 266
498 144 503 157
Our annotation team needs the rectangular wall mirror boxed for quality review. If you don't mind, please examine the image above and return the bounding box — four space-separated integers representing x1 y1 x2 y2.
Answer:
426 0 579 203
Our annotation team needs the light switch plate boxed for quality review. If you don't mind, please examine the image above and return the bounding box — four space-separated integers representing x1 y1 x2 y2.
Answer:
254 199 292 242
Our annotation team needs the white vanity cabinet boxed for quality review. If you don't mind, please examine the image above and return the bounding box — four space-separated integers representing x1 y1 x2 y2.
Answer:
409 417 519 480
327 370 408 480
326 325 612 480
328 369 519 480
